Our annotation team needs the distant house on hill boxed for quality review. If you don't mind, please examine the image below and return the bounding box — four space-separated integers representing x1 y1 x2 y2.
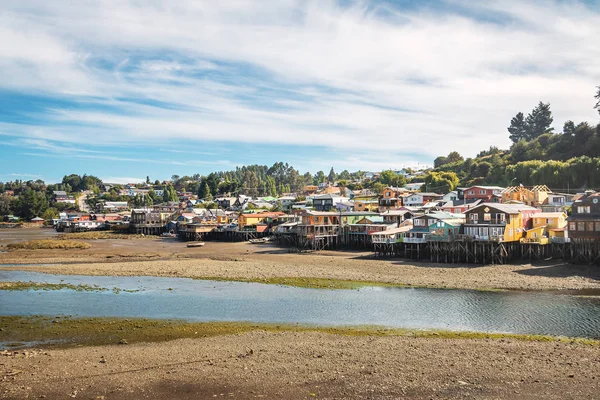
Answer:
53 190 76 204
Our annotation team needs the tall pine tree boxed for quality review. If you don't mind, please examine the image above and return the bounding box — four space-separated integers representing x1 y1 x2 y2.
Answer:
508 112 528 143
524 102 553 140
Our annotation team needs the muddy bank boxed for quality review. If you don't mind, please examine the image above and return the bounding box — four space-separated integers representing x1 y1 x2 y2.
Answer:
1 325 599 399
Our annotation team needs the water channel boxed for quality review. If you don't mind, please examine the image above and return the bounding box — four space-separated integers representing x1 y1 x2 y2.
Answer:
1 270 600 338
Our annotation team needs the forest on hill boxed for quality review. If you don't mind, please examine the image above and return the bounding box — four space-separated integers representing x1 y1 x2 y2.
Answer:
428 87 600 192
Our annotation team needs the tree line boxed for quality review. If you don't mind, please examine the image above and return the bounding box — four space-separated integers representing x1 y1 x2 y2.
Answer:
430 87 600 191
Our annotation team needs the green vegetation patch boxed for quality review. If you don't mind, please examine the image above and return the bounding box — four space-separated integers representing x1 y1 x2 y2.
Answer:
195 276 409 290
1 316 597 349
6 239 91 250
59 231 151 240
0 281 139 293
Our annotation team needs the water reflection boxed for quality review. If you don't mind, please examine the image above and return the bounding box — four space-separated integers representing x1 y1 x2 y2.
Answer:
1 270 599 338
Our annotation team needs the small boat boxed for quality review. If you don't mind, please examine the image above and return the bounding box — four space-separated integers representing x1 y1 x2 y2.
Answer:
249 237 270 244
186 242 205 248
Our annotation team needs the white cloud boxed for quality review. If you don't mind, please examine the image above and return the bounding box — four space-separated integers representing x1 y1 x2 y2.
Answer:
1 0 600 166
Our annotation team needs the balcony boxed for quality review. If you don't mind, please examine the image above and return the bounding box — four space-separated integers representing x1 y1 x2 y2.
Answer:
403 237 427 244
551 237 571 244
372 237 397 244
520 237 549 245
467 219 506 225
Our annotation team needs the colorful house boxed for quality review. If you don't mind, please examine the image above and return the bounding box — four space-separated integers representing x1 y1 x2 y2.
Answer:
463 203 540 242
463 186 504 203
238 212 287 229
370 224 413 244
354 199 379 212
380 209 416 226
567 192 600 240
378 187 409 212
523 212 568 244
402 212 464 243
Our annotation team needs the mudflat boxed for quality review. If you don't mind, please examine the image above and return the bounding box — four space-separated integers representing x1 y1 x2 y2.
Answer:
1 230 599 291
2 331 600 399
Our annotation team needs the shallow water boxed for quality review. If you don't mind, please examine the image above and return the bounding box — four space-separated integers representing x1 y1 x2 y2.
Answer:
1 270 600 338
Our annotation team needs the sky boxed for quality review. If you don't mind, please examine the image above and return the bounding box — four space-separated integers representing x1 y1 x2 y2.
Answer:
1 0 600 184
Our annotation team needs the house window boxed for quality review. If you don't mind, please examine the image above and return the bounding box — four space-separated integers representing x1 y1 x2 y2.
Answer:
569 222 576 231
578 222 585 231
484 213 491 221
498 213 506 222
414 219 425 226
595 222 600 232
577 206 591 214
470 214 478 223
469 190 474 195
587 222 595 232
479 190 486 195
386 192 391 197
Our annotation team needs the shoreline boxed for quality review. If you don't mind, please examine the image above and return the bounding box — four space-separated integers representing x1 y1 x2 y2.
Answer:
2 316 599 350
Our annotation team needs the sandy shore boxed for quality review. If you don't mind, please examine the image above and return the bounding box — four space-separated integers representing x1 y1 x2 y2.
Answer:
2 331 600 399
1 236 599 291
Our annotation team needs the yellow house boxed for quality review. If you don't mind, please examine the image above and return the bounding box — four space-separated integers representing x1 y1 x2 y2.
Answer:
464 203 540 242
523 212 567 243
354 200 379 212
238 212 286 229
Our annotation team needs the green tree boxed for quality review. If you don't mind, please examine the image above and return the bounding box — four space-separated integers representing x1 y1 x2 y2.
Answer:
434 156 448 168
422 172 459 193
162 185 178 202
148 187 158 202
14 189 49 220
0 193 14 216
446 151 464 164
379 170 406 187
265 176 277 196
508 112 528 143
146 176 151 184
313 171 326 185
62 174 82 192
42 207 59 222
525 102 554 140
328 167 337 183
338 170 351 180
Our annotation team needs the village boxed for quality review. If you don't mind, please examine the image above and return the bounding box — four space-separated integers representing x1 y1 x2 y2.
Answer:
22 175 600 266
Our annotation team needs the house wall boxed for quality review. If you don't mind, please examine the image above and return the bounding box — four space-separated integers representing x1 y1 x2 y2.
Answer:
532 215 567 229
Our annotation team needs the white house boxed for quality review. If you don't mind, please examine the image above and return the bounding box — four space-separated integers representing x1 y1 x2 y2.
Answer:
404 193 424 207
442 191 458 203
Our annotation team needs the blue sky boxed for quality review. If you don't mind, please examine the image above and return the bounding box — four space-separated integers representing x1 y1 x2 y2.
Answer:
1 0 599 184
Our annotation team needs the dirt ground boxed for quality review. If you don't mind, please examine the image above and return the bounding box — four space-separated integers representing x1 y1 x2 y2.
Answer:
1 229 599 291
2 331 600 399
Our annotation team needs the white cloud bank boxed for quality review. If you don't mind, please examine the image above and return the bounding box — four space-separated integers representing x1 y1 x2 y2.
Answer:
1 0 600 169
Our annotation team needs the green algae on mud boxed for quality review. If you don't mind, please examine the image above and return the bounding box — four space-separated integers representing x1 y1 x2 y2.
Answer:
1 316 598 349
194 276 410 290
0 281 139 293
